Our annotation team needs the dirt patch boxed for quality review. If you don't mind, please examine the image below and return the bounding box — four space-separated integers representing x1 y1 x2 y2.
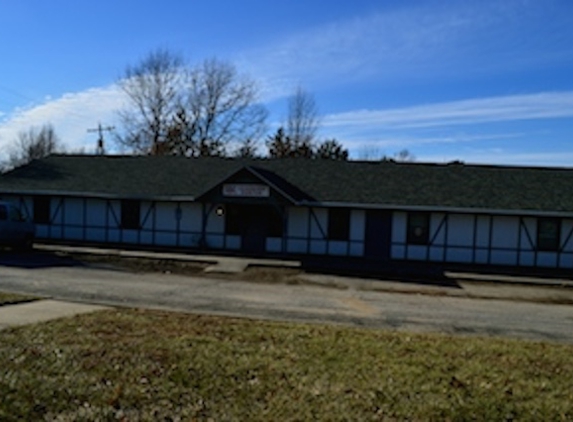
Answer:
338 296 379 315
218 266 303 283
63 252 306 285
65 253 209 276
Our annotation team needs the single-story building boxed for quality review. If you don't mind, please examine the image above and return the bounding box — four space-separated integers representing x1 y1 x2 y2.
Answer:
1 155 572 272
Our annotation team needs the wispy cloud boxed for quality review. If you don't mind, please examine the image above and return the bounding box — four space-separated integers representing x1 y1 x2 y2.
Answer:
340 132 524 151
323 91 573 130
418 149 573 168
239 0 572 93
0 85 124 160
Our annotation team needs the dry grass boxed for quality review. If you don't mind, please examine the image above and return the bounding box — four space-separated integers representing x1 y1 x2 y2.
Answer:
0 292 39 306
1 308 572 420
67 253 209 275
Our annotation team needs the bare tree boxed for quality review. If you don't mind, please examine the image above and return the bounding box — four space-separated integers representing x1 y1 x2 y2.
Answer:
179 58 268 157
116 51 268 157
394 149 415 162
6 124 63 169
286 86 320 152
116 49 186 155
357 145 383 161
357 146 416 162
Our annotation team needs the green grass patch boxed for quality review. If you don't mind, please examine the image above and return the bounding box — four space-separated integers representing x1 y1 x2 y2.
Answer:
1 309 572 420
0 292 39 306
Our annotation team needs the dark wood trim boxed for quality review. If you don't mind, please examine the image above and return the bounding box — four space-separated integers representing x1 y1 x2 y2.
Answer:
83 198 87 241
471 214 478 264
442 213 449 263
487 215 493 265
176 202 182 248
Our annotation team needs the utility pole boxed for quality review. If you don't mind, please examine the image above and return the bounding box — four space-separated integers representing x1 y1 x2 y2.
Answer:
87 123 114 155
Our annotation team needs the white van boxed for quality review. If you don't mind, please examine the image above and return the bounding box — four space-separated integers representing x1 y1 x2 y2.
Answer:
0 201 35 250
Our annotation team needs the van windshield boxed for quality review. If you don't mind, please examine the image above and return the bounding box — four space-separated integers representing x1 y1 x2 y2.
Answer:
8 206 25 222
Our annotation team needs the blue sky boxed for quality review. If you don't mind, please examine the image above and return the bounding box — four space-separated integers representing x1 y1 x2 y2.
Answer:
1 0 573 165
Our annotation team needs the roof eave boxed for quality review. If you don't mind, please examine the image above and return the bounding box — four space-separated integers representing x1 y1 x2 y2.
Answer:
298 200 573 218
0 189 196 202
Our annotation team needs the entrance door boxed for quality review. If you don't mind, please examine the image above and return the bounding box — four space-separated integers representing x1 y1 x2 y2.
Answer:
226 204 282 254
242 209 268 253
364 210 392 260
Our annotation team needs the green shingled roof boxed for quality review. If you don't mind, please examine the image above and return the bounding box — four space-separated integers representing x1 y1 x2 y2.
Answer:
0 155 572 213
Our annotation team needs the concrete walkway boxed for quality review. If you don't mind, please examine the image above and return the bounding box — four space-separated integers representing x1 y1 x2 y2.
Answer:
0 300 109 330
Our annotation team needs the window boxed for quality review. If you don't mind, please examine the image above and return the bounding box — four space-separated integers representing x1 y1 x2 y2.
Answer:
8 205 24 222
328 208 350 241
537 218 560 252
226 205 242 235
407 212 430 245
33 197 51 224
121 200 141 230
267 209 283 237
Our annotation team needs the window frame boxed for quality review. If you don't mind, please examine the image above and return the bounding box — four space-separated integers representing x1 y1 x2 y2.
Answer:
225 205 242 236
120 199 141 230
536 217 561 252
33 196 51 224
8 205 24 222
0 204 7 221
328 208 351 241
266 208 283 238
407 212 430 245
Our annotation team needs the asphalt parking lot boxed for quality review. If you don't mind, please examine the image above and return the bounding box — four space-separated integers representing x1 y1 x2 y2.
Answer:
1 248 573 343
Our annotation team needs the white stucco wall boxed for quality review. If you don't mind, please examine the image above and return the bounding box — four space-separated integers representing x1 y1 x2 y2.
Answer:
286 207 309 253
7 192 573 269
390 211 573 269
349 210 365 256
285 206 366 256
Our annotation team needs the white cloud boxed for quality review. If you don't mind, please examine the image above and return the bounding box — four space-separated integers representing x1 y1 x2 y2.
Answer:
323 91 573 130
0 85 125 161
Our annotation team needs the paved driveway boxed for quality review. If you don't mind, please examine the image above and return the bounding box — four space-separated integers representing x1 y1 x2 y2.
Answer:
0 252 572 343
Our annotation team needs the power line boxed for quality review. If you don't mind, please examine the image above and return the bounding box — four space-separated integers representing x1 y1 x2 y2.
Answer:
87 123 115 155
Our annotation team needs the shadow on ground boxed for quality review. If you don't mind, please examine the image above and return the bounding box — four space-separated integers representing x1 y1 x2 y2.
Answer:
0 249 84 270
300 257 463 289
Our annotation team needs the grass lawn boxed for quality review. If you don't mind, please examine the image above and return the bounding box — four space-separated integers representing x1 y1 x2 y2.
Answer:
0 292 39 306
0 309 572 421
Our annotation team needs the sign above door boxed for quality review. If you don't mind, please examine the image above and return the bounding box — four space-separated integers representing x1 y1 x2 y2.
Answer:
222 184 270 198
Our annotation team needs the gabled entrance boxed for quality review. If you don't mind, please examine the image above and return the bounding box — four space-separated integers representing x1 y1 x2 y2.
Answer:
196 165 311 255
